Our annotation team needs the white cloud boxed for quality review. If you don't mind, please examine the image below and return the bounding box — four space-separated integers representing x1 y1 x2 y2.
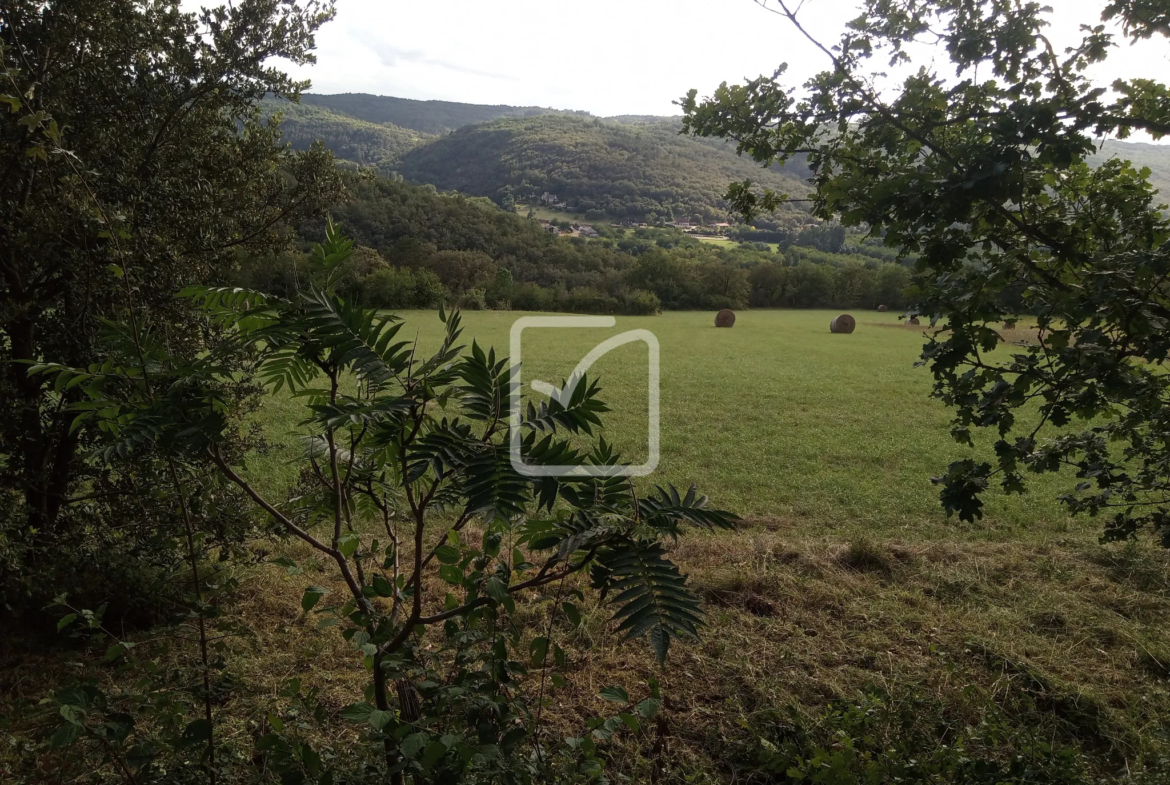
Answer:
192 0 1170 129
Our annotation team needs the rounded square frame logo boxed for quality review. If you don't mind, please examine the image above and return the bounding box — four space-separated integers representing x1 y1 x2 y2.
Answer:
508 316 659 478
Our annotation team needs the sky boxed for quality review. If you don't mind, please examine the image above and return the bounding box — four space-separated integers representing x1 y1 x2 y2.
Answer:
269 0 1170 119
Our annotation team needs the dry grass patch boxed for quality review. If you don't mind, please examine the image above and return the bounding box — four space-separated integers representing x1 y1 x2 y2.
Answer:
5 525 1169 782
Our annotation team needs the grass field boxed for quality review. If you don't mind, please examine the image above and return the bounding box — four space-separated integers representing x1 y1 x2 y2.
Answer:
7 309 1169 782
250 309 1070 536
696 235 781 252
223 309 1170 780
514 202 597 225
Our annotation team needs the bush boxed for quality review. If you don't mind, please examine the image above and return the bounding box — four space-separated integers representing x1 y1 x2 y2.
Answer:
457 287 488 310
412 268 447 307
622 289 661 315
362 267 417 308
566 286 617 314
362 267 449 309
509 281 557 311
29 223 739 784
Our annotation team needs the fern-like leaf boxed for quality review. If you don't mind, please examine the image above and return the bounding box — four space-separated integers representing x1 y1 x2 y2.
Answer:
593 541 704 664
463 444 529 520
638 484 740 536
299 288 407 390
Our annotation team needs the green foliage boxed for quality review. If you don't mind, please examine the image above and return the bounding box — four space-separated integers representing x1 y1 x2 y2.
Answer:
35 223 737 782
19 538 245 784
361 266 448 309
298 92 584 135
0 0 342 614
263 96 433 173
748 695 1091 784
253 174 917 316
682 0 1170 546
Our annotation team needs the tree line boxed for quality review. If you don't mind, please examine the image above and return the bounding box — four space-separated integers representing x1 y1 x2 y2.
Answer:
264 97 431 172
239 173 914 315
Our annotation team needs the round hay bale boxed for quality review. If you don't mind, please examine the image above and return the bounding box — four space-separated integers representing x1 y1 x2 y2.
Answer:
877 304 889 312
907 316 921 326
715 309 736 328
830 314 856 334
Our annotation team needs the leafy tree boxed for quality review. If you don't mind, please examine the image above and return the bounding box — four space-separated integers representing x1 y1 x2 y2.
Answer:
261 172 919 317
424 249 498 293
0 0 342 604
683 0 1170 543
624 249 701 309
698 260 752 309
35 224 737 782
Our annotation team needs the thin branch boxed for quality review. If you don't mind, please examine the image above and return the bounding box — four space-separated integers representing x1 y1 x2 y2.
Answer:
165 459 216 785
414 547 599 627
208 447 367 605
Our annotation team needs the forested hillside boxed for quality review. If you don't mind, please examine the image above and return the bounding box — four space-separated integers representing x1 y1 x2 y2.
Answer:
236 174 912 316
395 114 811 222
1095 139 1170 197
298 92 580 134
270 94 1170 224
262 97 430 171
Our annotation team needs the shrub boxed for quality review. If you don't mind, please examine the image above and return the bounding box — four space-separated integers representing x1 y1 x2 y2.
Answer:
33 223 739 783
566 286 617 314
622 289 661 315
750 695 1092 784
363 267 419 309
510 282 557 312
457 287 488 310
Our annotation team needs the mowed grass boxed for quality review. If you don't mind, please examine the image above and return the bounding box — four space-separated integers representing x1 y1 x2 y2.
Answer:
249 309 1072 539
513 203 597 224
224 310 1169 780
697 235 780 251
7 310 1167 782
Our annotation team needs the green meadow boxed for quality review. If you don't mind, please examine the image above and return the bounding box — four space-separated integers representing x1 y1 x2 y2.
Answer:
697 235 781 251
250 308 1071 540
236 308 1170 780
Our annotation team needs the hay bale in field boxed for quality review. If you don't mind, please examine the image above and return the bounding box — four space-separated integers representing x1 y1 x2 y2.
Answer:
830 314 856 334
715 309 736 328
877 304 889 312
907 316 921 326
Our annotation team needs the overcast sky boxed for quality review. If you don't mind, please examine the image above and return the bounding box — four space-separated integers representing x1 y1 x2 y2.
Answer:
273 0 1169 119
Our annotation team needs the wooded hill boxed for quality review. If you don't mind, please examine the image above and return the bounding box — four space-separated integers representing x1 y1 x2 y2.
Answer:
395 114 811 223
264 98 432 172
248 173 914 317
297 92 584 134
269 92 1170 223
1095 139 1170 196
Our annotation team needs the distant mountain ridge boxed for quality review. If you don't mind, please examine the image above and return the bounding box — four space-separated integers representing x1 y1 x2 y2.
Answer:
297 93 587 135
271 92 1170 220
1095 139 1170 197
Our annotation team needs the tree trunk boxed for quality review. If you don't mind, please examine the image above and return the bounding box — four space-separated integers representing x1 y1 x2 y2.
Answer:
372 652 405 785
